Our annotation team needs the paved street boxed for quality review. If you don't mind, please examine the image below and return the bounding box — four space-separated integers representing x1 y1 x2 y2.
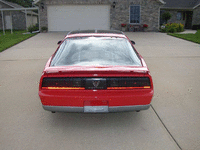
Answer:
0 32 199 150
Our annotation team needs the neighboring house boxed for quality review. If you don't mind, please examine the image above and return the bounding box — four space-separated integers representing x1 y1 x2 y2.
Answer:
0 0 38 30
160 0 200 29
34 0 166 32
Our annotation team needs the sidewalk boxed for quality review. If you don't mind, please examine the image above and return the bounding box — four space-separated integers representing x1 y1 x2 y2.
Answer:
180 29 197 34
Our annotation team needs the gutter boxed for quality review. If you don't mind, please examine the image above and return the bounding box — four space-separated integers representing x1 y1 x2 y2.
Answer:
193 3 200 9
160 7 193 11
159 0 166 4
33 0 166 5
0 8 39 11
33 0 40 5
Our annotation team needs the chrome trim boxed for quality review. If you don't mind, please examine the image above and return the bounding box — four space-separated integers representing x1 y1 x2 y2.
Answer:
43 104 150 113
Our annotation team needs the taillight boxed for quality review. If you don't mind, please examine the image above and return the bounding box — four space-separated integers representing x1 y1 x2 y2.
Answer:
41 77 151 90
41 77 85 90
107 77 151 88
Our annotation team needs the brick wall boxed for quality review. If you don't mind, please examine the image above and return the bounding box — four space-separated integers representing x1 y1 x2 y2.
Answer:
39 0 163 31
193 6 200 25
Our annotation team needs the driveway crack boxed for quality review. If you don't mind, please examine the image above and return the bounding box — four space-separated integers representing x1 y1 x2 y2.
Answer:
150 104 182 150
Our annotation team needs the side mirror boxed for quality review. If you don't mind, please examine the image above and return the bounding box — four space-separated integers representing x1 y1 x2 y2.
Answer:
131 41 135 45
57 40 62 45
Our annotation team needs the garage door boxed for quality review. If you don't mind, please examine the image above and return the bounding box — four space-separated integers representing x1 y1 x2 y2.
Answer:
47 5 110 31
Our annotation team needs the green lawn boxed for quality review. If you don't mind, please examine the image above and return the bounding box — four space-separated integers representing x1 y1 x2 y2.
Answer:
168 30 200 44
0 30 37 52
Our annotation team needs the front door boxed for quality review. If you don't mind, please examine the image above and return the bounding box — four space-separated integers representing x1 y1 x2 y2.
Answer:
185 11 193 29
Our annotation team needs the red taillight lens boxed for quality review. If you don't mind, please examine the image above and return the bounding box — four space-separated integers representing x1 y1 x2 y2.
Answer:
42 87 85 90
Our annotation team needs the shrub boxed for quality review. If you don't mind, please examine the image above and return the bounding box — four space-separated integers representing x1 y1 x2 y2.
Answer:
28 24 39 33
41 26 48 32
161 12 172 23
160 23 184 33
178 23 184 32
167 27 177 33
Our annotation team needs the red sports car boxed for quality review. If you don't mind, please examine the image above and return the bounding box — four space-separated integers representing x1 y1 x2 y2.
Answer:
39 30 153 113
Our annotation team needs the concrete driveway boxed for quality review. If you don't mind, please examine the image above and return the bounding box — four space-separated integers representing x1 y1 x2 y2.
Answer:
0 32 199 150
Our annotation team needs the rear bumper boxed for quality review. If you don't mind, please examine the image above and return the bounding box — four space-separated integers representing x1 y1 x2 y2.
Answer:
43 104 150 113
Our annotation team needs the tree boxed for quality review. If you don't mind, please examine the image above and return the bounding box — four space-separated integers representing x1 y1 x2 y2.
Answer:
5 0 33 7
161 12 172 24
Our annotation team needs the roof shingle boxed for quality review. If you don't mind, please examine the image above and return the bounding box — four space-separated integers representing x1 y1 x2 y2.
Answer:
163 0 200 9
0 0 24 8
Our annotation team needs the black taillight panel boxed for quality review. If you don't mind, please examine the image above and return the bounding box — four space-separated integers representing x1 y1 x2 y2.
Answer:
107 77 150 87
42 77 150 89
42 77 84 87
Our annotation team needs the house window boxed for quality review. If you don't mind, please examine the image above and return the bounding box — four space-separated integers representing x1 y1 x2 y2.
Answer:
130 5 140 24
177 12 182 20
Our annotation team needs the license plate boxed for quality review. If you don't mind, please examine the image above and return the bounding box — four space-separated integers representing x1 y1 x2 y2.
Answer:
84 106 108 113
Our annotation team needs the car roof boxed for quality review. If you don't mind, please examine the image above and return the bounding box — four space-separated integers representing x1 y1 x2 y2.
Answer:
66 30 126 38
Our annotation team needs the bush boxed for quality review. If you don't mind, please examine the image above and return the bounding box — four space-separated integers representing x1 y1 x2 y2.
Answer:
41 27 48 31
161 12 172 23
167 27 177 33
178 23 184 32
41 26 48 32
160 23 184 33
28 24 39 33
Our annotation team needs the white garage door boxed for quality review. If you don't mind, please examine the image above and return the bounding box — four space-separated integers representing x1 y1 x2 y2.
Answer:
47 5 110 31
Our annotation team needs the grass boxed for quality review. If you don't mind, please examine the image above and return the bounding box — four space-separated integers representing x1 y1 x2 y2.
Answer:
168 30 200 44
0 30 37 52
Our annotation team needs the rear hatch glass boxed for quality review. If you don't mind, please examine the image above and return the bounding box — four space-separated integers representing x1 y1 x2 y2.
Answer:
51 37 142 66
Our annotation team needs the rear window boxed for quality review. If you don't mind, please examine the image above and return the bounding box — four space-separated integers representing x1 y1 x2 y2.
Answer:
51 37 142 66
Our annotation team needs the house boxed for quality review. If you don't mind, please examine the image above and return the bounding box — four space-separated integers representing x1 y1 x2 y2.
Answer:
34 0 166 32
160 0 200 29
0 0 38 30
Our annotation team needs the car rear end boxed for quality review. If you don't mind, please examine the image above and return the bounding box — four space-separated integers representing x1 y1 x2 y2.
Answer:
38 31 153 113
